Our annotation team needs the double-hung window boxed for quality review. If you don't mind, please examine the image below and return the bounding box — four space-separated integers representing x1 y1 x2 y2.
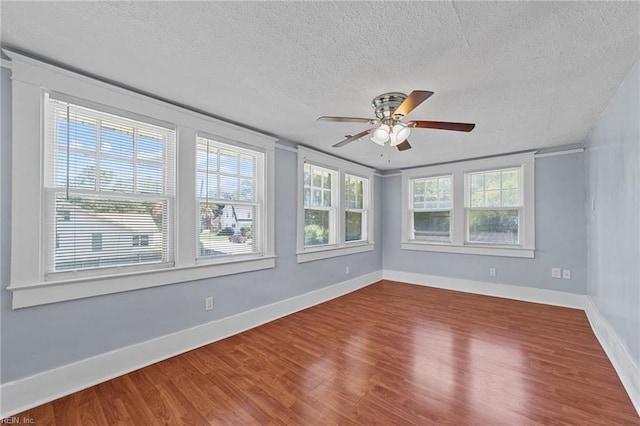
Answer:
196 136 265 259
345 174 368 242
467 168 521 244
402 152 535 258
303 163 336 246
410 175 452 242
7 49 276 309
297 147 375 262
45 97 175 276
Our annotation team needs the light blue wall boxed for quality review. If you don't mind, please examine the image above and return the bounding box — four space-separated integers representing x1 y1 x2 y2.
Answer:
0 66 382 383
585 60 640 365
381 152 588 294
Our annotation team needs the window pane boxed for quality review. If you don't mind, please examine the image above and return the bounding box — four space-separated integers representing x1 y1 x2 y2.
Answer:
198 202 257 258
137 132 164 162
502 189 519 206
220 175 238 199
304 209 329 246
485 190 501 207
468 209 519 244
240 155 254 177
60 115 97 152
323 190 332 207
54 195 166 271
501 170 518 189
137 164 163 194
485 172 501 190
323 172 332 189
240 179 255 201
220 150 238 174
313 189 322 206
303 188 310 206
66 153 97 190
346 211 363 241
303 168 311 186
101 122 133 158
471 174 484 192
101 158 134 192
313 170 323 187
414 211 451 242
196 145 217 171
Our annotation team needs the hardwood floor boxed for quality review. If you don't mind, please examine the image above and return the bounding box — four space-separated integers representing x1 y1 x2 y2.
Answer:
11 281 640 425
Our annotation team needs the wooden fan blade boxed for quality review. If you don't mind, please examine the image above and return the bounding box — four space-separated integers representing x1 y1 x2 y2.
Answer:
318 116 377 124
332 128 375 147
407 121 475 132
396 140 412 151
393 91 434 118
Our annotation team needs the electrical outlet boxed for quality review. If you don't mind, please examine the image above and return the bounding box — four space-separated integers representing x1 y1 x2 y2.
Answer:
346 266 350 274
562 269 571 280
551 268 562 279
205 296 214 311
489 268 496 277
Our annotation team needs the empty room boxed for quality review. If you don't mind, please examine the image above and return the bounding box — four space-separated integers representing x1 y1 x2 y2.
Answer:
0 1 638 425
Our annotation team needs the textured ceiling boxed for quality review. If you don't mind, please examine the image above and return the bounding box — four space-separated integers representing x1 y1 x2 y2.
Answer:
2 1 639 170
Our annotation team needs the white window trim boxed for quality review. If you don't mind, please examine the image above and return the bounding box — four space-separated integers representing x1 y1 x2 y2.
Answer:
297 147 375 263
5 49 277 309
401 152 535 258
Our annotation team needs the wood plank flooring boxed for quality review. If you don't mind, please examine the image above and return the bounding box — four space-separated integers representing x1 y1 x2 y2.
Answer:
10 281 640 425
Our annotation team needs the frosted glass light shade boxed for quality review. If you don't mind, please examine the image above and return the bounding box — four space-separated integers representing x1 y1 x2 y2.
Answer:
371 124 390 145
389 122 410 146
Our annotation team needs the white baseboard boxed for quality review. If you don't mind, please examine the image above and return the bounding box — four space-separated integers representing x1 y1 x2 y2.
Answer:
383 270 586 309
584 296 640 416
0 270 382 418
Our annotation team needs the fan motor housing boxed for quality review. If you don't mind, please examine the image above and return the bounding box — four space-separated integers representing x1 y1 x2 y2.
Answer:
372 92 408 120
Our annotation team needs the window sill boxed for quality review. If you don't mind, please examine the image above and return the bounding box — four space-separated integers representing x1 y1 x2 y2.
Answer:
297 243 374 263
8 256 276 309
401 242 535 258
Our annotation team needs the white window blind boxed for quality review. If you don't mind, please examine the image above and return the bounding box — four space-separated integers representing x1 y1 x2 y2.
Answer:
411 175 452 242
196 136 264 259
45 97 176 275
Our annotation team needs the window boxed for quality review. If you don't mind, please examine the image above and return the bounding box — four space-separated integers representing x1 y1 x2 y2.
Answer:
7 50 276 308
196 136 265 259
401 152 535 258
45 98 175 275
411 175 452 242
303 163 336 247
345 174 368 242
297 147 374 263
132 235 149 247
91 233 103 252
467 168 520 244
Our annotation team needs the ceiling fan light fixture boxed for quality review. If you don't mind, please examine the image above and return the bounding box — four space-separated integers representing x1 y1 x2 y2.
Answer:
389 122 411 146
371 124 390 145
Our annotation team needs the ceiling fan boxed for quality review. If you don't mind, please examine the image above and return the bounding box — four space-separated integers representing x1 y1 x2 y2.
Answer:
317 91 475 151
